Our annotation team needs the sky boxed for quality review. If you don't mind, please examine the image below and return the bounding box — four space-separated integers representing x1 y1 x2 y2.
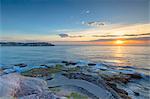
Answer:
1 0 150 45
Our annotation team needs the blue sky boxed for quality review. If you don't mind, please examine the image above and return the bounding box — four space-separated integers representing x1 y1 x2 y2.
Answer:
1 0 149 42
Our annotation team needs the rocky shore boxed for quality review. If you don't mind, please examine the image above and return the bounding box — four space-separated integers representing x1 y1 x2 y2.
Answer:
0 61 149 99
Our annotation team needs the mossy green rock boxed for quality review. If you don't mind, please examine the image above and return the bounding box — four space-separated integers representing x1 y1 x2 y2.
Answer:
21 65 63 77
67 92 88 99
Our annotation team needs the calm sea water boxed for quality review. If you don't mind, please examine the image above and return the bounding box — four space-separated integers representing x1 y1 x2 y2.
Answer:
0 45 149 69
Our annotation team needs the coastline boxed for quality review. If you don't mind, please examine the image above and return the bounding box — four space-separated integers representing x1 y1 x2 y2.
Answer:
0 60 149 99
0 42 55 46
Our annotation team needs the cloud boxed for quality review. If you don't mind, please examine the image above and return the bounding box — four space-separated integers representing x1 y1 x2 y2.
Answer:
92 35 118 37
58 34 69 38
58 33 83 38
125 37 150 41
57 23 150 42
86 10 90 14
123 33 150 36
92 33 150 37
69 35 83 38
55 29 74 32
91 37 150 42
82 21 106 27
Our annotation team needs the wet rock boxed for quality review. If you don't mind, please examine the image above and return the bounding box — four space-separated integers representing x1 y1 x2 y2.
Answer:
106 82 131 99
106 82 128 94
99 66 108 71
69 62 77 65
0 69 4 75
127 73 142 79
20 92 60 99
65 61 77 66
62 61 71 66
88 63 96 66
3 69 16 74
119 93 131 99
62 61 68 64
14 63 27 67
40 64 50 68
46 77 53 80
123 66 134 69
119 69 135 74
21 66 62 77
63 72 129 99
106 82 117 88
61 68 69 72
103 75 130 84
134 92 140 96
40 64 47 66
21 68 49 77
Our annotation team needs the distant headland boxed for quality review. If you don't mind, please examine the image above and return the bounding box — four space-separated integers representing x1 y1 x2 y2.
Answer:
0 42 55 46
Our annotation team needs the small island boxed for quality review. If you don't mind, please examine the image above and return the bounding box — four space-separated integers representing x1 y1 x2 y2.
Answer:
0 42 55 46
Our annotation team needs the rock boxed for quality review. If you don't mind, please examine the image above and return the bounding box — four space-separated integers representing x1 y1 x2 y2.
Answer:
14 63 27 67
106 82 128 95
62 61 68 64
40 64 47 66
119 93 131 99
103 72 142 84
123 66 134 69
106 82 117 88
106 82 131 99
46 77 53 80
134 92 140 96
0 69 4 75
88 63 96 66
0 73 61 99
103 75 130 84
119 69 135 74
3 69 16 74
69 62 77 65
67 62 77 66
40 64 49 68
20 91 60 99
99 66 108 71
63 73 129 99
127 73 142 79
1 66 11 70
21 66 62 77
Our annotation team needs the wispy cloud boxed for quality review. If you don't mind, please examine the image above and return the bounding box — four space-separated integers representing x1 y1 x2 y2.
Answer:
58 33 84 38
2 22 150 43
54 23 150 43
82 21 106 27
55 29 74 32
92 33 150 37
91 37 150 42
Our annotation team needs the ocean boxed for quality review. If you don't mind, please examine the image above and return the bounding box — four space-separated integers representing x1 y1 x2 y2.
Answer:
0 45 149 69
0 45 150 99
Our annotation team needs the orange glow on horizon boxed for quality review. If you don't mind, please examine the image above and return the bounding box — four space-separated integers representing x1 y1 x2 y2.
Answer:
114 40 126 45
60 39 149 45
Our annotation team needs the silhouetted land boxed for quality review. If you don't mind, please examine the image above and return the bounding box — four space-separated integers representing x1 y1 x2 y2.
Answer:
0 42 55 46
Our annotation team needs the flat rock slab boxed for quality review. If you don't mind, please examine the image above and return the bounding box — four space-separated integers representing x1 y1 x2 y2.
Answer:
47 74 115 99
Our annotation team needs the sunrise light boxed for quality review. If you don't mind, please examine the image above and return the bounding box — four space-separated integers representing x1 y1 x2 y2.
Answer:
115 40 125 45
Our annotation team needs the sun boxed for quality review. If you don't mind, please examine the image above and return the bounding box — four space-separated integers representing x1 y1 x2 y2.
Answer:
115 40 125 45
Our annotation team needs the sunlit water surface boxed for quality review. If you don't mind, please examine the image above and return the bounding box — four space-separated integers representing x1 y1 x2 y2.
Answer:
0 45 149 69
